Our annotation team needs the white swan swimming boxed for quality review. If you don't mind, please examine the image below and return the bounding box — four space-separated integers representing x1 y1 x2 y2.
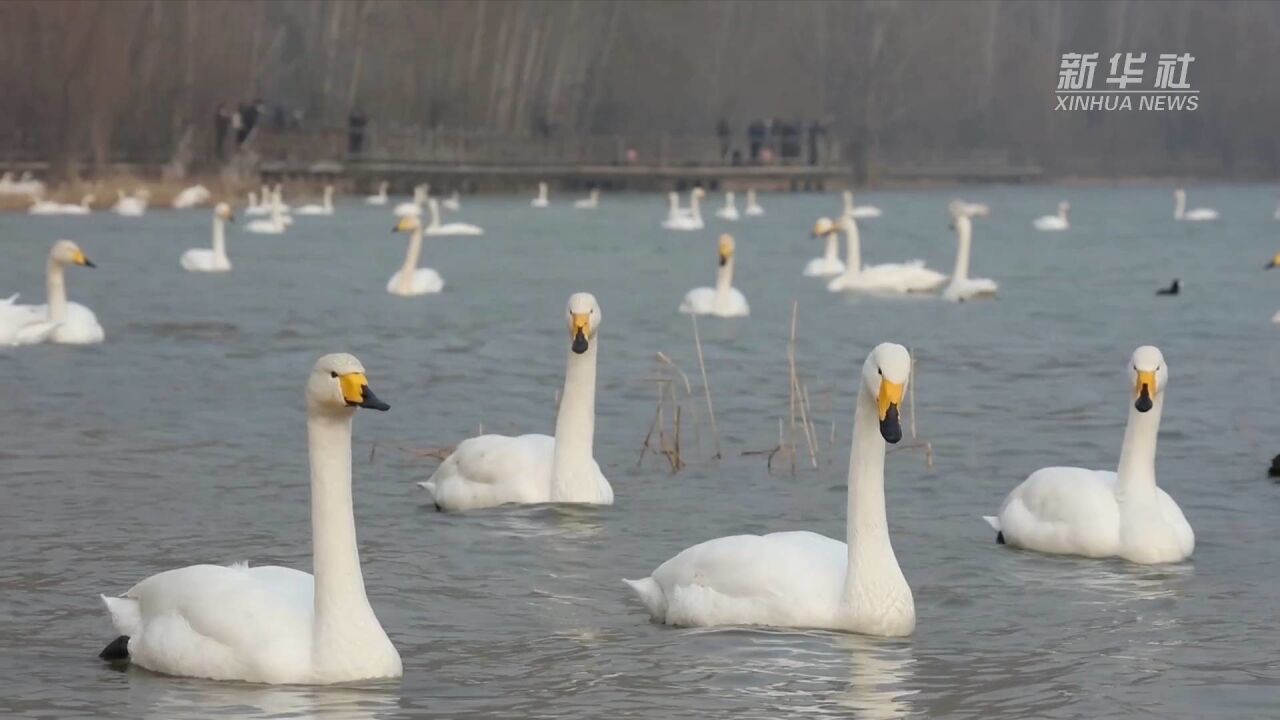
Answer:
393 185 426 218
826 217 947 294
425 198 483 236
112 189 148 217
679 234 749 317
271 185 294 225
420 292 614 511
172 184 211 209
843 190 882 220
442 190 461 211
984 346 1194 564
665 192 687 223
744 188 764 217
181 204 234 272
625 343 915 636
941 202 998 302
295 186 335 216
574 188 600 209
663 188 705 231
365 181 389 206
1173 189 1218 222
803 216 846 278
245 202 287 235
531 181 550 208
0 240 103 346
387 215 444 296
244 191 269 216
98 354 401 684
1033 201 1070 231
29 194 94 215
0 171 46 196
715 191 740 221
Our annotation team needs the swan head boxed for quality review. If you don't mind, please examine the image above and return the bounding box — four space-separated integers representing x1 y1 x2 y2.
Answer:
50 239 95 268
393 215 421 233
1265 252 1280 269
812 217 838 237
862 343 910 444
725 191 735 201
215 203 234 222
1129 346 1166 413
692 187 706 199
718 234 736 266
1059 201 1070 214
307 353 389 415
566 292 601 355
1174 188 1186 200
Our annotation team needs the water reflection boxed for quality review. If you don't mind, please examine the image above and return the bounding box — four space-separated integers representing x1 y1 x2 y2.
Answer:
126 672 401 720
835 636 917 720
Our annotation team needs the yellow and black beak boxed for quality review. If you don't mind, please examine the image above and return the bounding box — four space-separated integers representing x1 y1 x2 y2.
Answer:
340 372 390 411
74 250 95 268
1134 370 1156 413
877 378 904 443
393 217 415 234
570 312 591 354
1266 252 1280 269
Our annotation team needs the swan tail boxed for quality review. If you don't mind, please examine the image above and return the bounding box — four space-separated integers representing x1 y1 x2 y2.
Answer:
982 515 1006 544
98 635 131 661
1 293 17 305
100 595 142 637
622 577 667 620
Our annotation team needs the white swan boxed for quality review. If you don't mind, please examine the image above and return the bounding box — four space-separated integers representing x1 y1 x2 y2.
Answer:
271 185 294 226
387 216 444 296
365 181 389 206
244 191 269 216
29 194 94 215
425 198 483 236
420 292 614 511
826 217 947 294
625 343 915 636
843 190 882 219
1033 201 1070 231
531 181 549 208
662 188 705 231
984 346 1194 564
0 240 103 346
665 192 687 222
1 171 45 196
744 188 764 217
803 216 846 278
393 185 426 218
442 190 461 211
715 191 740 221
679 234 749 317
97 354 401 684
181 204 234 272
1174 189 1218 222
295 186 335 216
172 185 211 209
245 202 287 235
574 189 600 209
112 189 148 217
941 202 998 302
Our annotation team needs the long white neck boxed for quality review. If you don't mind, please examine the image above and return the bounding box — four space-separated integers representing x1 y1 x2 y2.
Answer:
843 382 904 600
724 193 735 210
1174 193 1185 219
377 185 387 201
307 412 383 660
323 188 333 211
843 191 854 215
427 200 442 228
1115 395 1163 506
952 218 972 281
1058 205 1069 222
399 227 423 293
715 256 734 304
843 223 863 275
823 231 840 264
550 340 599 500
538 183 548 201
690 193 702 222
248 192 258 209
212 216 227 258
45 259 68 323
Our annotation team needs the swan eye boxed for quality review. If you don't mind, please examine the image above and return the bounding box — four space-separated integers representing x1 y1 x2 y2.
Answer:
877 367 882 376
330 371 338 378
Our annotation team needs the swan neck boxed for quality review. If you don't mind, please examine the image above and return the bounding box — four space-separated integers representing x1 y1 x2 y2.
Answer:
551 340 599 500
1174 194 1185 219
844 383 901 597
715 257 734 302
428 201 441 228
690 193 702 222
823 232 839 264
844 224 862 274
952 220 972 281
45 259 67 323
1116 395 1162 505
400 228 423 292
843 191 854 215
212 217 227 257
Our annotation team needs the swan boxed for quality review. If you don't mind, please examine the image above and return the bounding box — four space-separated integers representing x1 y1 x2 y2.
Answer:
574 189 600 209
843 190 882 220
295 186 335 216
531 181 549 208
984 346 1194 564
393 185 426 217
1274 197 1280 221
172 184 211 209
180 204 234 272
271 185 294 226
1033 201 1070 231
442 190 461 211
1 171 46 196
679 234 749 317
665 192 688 222
244 191 269 216
0 240 103 346
803 216 846 277
624 343 915 636
826 217 947 293
425 198 483 236
744 188 764 217
97 354 401 684
58 194 95 215
365 181 389 206
715 191 740 221
1173 189 1218 221
387 216 444 296
29 194 93 215
112 189 148 217
941 202 998 302
245 202 287 235
662 188 705 231
420 292 614 511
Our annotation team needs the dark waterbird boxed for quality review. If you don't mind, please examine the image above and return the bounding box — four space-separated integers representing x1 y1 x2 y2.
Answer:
1156 279 1180 296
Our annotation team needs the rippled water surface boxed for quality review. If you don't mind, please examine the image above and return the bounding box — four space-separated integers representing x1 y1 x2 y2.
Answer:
2 186 1279 719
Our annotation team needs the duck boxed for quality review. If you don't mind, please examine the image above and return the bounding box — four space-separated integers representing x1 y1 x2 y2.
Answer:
112 189 148 217
180 204 234 272
294 186 335 216
442 190 461 212
625 343 915 636
662 188 705 231
172 185 211 209
941 202 998 302
679 234 749 317
826 217 947 294
424 198 483 236
574 188 600 209
420 293 613 510
744 188 765 217
1173 189 1218 222
1033 201 1070 231
387 216 444 296
0 240 103 346
393 185 427 217
97 354 401 684
843 190 882 220
531 181 550 208
365 181 389 206
715 191 740 221
802 216 846 277
1156 279 1180 296
984 346 1194 564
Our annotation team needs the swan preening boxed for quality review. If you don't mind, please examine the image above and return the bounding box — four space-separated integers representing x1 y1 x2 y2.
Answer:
426 198 483 236
625 343 915 636
1174 189 1218 221
420 292 614 511
744 188 764 217
843 190 882 220
942 201 998 302
112 189 149 217
985 346 1194 564
365 181 389 206
99 354 402 684
388 215 444 296
531 181 550 208
679 233 749 317
29 194 94 215
172 184 211 209
394 185 428 217
715 191 740 221
180 203 234 272
0 240 103 346
574 188 600 209
295 186 335 216
825 217 947 294
662 187 705 231
1033 201 1070 231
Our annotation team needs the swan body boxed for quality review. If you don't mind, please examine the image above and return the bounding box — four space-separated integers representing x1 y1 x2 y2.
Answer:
715 191 740 221
1033 202 1070 231
244 191 270 216
1 171 46 196
744 188 764 217
245 204 287 235
424 198 483 236
421 293 614 511
663 188 705 231
393 185 427 218
574 189 600 209
942 202 997 302
822 217 946 293
172 185 211 209
803 216 846 277
99 354 401 684
442 191 461 211
387 216 444 296
295 186 335 215
843 190 882 219
181 204 234 272
0 240 102 346
626 343 915 636
1173 189 1217 221
985 346 1193 564
531 182 549 208
680 234 749 317
112 189 148 217
365 182 389 206
29 195 93 215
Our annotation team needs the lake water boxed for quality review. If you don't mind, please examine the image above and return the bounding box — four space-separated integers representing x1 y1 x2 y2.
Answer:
1 185 1278 719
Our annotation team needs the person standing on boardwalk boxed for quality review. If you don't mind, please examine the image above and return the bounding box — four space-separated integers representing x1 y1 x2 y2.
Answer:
214 103 231 159
716 118 731 163
348 108 368 155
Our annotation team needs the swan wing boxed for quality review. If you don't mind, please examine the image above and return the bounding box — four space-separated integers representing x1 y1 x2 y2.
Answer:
421 434 555 510
994 467 1121 557
678 287 716 314
803 257 845 277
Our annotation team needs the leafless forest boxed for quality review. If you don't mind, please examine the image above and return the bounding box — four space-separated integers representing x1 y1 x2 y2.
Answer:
2 0 1278 177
